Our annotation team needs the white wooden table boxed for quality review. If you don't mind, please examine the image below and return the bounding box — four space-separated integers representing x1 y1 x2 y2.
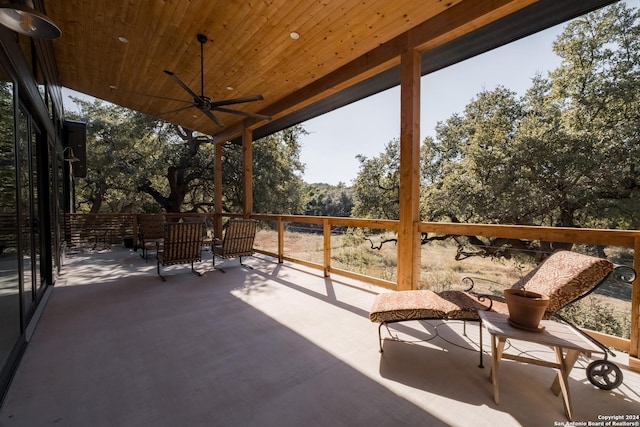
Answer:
478 310 602 421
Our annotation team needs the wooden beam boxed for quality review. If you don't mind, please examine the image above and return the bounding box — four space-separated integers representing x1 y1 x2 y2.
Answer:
242 128 253 217
411 0 537 52
214 143 223 239
582 329 629 353
397 48 421 291
417 222 639 248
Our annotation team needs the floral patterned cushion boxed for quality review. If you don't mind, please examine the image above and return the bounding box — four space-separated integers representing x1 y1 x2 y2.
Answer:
511 250 614 313
369 290 451 323
369 250 613 324
369 290 492 322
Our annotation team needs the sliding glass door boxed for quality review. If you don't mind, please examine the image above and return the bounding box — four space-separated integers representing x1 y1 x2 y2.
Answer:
0 64 22 398
18 106 46 319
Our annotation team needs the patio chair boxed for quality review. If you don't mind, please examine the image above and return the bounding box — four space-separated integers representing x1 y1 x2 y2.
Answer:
137 214 165 262
212 218 258 272
181 216 211 251
156 221 205 281
369 251 630 373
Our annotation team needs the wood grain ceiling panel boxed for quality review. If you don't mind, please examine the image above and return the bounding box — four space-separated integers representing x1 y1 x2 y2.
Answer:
46 0 534 138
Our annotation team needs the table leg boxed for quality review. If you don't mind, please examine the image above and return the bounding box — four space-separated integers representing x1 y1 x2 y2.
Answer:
551 349 580 396
490 335 506 404
554 347 574 421
479 320 484 368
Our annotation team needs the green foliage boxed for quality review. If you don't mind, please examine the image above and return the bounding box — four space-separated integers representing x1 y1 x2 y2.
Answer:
67 97 172 213
423 87 529 224
304 182 354 217
558 297 630 339
69 97 307 214
352 139 400 219
141 202 162 213
221 125 307 214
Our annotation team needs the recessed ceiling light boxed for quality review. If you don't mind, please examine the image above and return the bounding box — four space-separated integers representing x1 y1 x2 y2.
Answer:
117 36 128 43
109 85 117 90
289 31 300 40
192 114 198 119
226 86 234 91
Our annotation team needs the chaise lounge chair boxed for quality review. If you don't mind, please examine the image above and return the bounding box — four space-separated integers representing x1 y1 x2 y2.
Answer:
369 250 633 388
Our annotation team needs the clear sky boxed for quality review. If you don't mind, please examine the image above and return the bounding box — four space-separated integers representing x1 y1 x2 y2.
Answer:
298 24 566 185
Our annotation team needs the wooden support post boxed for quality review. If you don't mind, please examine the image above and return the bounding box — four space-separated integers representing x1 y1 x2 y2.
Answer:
242 128 253 218
323 218 331 277
214 142 223 239
631 237 640 363
397 48 421 291
278 217 284 263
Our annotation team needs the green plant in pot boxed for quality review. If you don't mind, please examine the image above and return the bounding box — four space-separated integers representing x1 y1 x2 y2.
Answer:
503 288 550 332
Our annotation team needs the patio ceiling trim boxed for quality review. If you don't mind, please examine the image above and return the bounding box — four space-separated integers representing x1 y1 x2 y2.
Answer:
221 0 616 145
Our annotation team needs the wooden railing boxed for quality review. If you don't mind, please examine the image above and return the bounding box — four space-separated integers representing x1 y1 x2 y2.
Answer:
64 212 640 371
250 214 398 289
64 213 215 248
65 213 135 248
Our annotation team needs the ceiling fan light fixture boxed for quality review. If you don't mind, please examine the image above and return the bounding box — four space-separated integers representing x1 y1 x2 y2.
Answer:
0 0 61 39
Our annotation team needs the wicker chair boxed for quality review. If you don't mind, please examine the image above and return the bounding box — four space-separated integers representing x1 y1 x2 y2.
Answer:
212 219 258 272
156 222 205 281
137 214 166 262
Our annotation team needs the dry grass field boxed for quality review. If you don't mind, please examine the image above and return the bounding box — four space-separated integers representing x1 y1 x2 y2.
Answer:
254 228 633 339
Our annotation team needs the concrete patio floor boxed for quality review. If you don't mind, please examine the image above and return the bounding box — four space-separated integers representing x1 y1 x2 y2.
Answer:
0 247 639 427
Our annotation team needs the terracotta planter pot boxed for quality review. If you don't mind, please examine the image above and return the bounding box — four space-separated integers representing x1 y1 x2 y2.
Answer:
503 288 550 332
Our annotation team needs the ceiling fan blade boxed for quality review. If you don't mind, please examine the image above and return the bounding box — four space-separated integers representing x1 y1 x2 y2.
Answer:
164 70 201 101
201 109 225 128
157 105 195 117
210 95 264 107
110 86 191 104
213 106 271 121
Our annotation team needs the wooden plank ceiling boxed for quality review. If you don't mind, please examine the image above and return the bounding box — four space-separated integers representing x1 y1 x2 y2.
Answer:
46 0 537 140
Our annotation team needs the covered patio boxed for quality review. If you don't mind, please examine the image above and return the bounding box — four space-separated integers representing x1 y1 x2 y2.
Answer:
1 248 638 426
1 0 639 422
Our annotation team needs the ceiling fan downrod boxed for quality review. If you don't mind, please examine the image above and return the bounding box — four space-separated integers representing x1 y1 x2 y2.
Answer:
197 33 207 98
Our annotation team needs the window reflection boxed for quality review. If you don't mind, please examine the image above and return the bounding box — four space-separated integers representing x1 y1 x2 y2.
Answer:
0 68 21 368
18 108 33 314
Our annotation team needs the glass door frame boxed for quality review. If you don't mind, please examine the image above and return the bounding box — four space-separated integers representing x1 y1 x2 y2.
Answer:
17 103 49 322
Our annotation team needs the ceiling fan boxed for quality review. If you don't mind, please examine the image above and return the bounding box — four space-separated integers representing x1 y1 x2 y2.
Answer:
162 33 271 128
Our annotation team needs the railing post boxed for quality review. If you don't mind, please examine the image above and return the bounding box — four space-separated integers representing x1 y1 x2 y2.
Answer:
242 128 253 218
323 218 331 277
214 143 223 240
631 237 640 367
278 217 284 263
